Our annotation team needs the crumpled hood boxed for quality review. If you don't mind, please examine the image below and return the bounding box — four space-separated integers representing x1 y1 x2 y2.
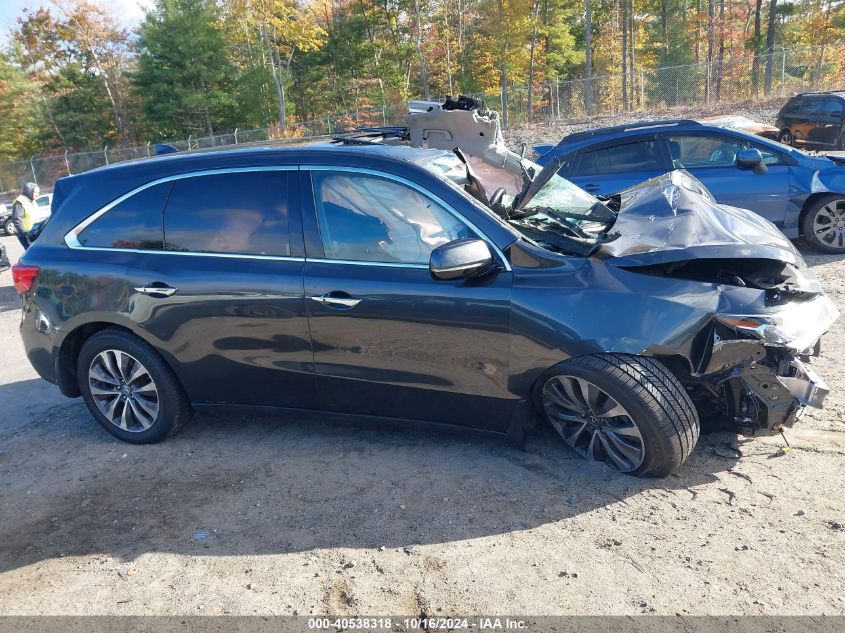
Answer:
601 170 805 267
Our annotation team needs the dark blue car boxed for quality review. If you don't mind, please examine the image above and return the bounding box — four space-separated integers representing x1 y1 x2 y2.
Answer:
535 119 845 252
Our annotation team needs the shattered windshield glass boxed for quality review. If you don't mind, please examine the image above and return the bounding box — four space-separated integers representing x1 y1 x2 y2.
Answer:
421 153 616 255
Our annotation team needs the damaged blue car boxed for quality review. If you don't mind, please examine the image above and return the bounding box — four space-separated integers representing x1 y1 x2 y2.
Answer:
534 119 845 252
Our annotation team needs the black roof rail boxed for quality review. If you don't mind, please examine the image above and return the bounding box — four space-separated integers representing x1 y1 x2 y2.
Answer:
794 89 845 97
331 126 409 145
559 119 702 144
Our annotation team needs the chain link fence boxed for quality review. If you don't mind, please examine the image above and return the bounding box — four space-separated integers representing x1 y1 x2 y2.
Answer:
0 106 399 198
489 45 845 126
1 44 842 196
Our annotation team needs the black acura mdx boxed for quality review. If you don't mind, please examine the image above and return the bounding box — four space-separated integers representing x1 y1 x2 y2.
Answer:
12 99 838 477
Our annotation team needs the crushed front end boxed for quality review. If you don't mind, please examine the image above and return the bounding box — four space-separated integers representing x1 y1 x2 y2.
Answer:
649 259 840 436
697 293 837 435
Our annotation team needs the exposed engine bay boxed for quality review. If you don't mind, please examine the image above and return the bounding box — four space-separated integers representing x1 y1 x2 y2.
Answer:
397 95 840 436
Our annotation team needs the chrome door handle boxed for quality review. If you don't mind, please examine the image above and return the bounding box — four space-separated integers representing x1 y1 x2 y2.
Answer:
310 293 361 309
135 284 177 297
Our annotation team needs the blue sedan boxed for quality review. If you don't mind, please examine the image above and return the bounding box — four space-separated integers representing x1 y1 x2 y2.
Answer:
535 119 845 252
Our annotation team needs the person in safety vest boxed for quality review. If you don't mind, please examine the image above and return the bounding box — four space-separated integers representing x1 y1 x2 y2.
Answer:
12 182 40 251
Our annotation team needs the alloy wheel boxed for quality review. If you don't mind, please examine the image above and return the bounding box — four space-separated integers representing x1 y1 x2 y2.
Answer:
542 375 645 472
812 200 845 251
88 349 160 432
780 131 793 146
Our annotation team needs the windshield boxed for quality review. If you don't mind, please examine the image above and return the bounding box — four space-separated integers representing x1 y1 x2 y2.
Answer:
521 166 603 218
419 152 616 256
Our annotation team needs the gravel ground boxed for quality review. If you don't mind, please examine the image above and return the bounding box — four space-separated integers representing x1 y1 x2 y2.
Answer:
1 139 844 617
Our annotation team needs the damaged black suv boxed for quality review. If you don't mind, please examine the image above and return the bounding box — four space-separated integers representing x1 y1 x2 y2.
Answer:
13 97 838 477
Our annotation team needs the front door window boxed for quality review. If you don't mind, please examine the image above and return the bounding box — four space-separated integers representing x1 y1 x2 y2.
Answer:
312 172 473 264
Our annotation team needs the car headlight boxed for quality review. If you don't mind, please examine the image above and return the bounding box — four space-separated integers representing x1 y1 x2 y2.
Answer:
717 297 839 352
716 315 792 345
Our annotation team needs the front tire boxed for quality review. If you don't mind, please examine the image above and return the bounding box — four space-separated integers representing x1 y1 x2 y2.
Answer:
779 129 793 146
801 195 845 253
78 329 191 443
536 354 699 477
3 220 15 235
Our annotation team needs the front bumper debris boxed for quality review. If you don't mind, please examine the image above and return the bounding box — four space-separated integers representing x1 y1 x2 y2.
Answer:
730 356 828 434
780 359 829 410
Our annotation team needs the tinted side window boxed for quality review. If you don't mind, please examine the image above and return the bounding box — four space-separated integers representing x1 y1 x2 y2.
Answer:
780 98 803 114
803 100 826 115
312 172 473 264
164 171 290 256
571 140 660 176
824 99 844 117
666 134 786 167
78 182 170 249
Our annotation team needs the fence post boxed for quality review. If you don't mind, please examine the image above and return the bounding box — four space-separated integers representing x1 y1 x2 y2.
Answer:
64 150 71 176
103 146 109 165
30 158 37 186
187 135 192 150
146 142 151 157
675 76 680 105
382 105 387 126
781 50 786 95
326 116 332 134
640 70 645 110
234 128 239 144
555 82 560 119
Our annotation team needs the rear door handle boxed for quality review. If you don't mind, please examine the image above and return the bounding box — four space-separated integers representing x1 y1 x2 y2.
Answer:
309 292 361 309
135 283 177 297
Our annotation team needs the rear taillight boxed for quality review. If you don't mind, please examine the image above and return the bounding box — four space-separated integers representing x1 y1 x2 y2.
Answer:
11 264 40 294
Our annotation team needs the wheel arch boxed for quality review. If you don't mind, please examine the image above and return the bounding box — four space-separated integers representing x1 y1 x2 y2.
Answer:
55 320 178 398
798 192 845 238
529 351 694 412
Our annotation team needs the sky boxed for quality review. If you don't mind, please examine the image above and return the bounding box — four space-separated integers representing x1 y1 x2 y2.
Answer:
0 0 152 41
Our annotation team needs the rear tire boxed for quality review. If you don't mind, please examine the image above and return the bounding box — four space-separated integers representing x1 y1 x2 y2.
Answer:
78 329 191 443
801 195 845 253
535 354 700 477
3 220 15 235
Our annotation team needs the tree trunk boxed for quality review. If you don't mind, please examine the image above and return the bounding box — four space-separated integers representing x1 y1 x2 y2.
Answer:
621 0 629 110
527 0 540 120
628 2 635 105
444 8 454 94
695 0 701 63
585 0 592 111
751 0 762 95
413 0 430 100
706 0 715 103
716 0 725 99
498 0 508 128
763 0 778 95
261 24 286 127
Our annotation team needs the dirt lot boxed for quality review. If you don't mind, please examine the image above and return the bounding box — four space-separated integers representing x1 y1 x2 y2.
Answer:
1 205 844 615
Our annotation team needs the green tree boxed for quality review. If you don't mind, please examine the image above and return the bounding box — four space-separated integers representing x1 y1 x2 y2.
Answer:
0 49 42 160
134 0 238 139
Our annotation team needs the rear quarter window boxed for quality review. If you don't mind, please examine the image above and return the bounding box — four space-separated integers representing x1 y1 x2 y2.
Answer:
77 182 171 250
780 98 803 115
572 140 660 176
